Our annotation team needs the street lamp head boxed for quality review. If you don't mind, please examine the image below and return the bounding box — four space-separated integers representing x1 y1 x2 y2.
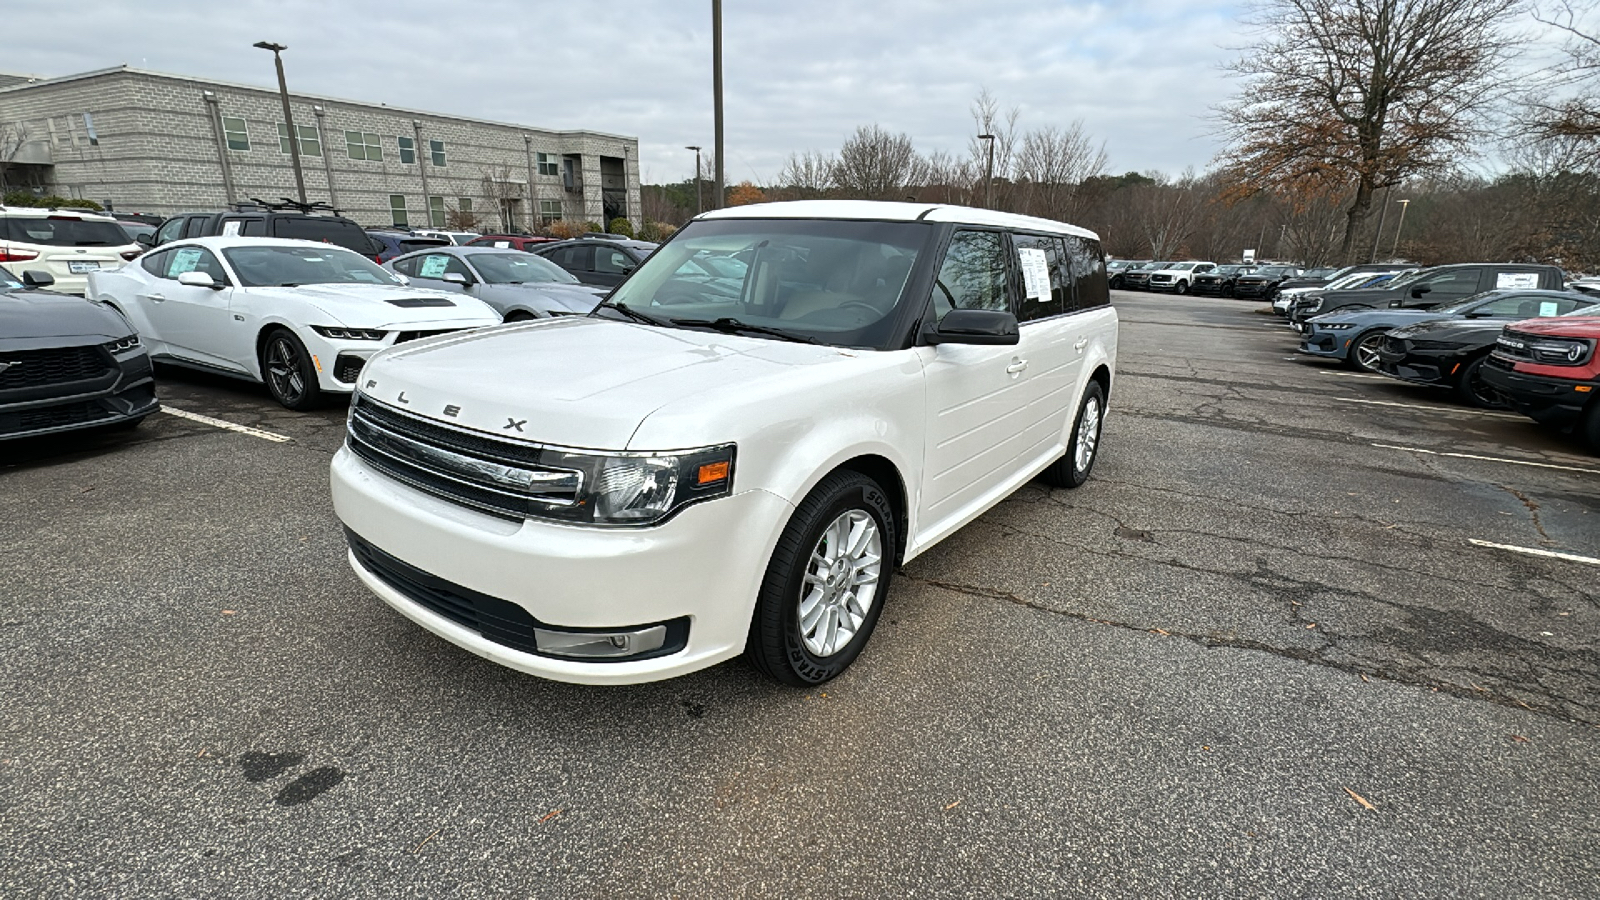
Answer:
252 41 286 53
978 133 995 141
685 145 701 152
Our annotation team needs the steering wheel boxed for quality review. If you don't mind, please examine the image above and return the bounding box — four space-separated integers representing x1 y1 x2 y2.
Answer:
838 300 881 315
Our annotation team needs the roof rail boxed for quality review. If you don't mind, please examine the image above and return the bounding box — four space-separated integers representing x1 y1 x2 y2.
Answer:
244 197 345 216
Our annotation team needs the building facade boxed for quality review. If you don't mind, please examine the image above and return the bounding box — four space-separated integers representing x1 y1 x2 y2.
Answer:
0 67 641 232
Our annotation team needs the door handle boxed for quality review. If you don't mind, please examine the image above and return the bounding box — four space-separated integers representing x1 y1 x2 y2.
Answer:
1073 337 1088 352
142 293 166 303
1005 358 1029 375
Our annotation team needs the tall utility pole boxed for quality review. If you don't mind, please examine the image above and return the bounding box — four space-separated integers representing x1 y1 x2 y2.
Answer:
523 135 538 232
978 133 995 208
1368 184 1393 263
1392 199 1411 257
686 145 703 215
711 0 725 209
253 41 306 204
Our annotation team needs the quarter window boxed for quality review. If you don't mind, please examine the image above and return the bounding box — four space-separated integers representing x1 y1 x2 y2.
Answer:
595 247 634 275
277 123 321 157
346 131 382 161
397 135 416 164
389 195 409 227
931 230 1010 321
429 139 446 167
429 196 447 228
222 116 250 151
1063 236 1109 310
536 152 559 176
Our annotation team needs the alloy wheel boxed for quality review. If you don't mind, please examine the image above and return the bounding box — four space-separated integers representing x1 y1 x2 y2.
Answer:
1076 396 1102 472
798 510 882 657
1353 332 1386 371
265 336 306 405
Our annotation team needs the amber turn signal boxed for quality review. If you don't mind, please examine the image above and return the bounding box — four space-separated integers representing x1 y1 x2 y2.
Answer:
697 461 731 484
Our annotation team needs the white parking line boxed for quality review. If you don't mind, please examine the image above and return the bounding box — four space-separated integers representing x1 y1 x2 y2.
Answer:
1468 539 1600 566
1318 371 1384 380
1372 443 1600 475
161 406 293 443
1334 396 1524 420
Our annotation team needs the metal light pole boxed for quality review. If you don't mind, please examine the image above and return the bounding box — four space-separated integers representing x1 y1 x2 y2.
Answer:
1391 199 1411 258
711 0 725 209
978 133 995 208
253 41 306 204
1369 184 1393 263
686 145 703 215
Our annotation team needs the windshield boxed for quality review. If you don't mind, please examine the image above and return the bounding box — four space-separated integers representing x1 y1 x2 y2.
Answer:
603 218 932 349
1 216 130 247
1167 263 1196 272
222 245 401 287
469 252 578 284
1255 266 1294 276
0 267 19 288
1383 269 1429 290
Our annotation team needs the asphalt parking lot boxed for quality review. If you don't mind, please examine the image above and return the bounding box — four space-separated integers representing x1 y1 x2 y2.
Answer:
4 292 1597 898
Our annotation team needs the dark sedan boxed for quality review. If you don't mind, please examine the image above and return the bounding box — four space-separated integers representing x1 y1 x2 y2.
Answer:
1191 264 1254 297
0 269 158 440
532 236 658 288
1373 293 1600 407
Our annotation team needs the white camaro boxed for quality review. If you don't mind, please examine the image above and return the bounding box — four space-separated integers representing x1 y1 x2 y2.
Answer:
331 201 1119 686
87 237 502 408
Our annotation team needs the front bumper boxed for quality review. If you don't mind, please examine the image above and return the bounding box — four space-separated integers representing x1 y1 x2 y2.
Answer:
1297 329 1351 361
330 446 795 684
1374 350 1464 387
1481 358 1599 426
0 346 159 440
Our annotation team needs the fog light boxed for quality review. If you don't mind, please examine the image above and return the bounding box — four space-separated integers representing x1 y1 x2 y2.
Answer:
534 625 667 659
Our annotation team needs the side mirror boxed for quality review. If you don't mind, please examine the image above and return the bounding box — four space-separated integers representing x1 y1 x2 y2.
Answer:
442 272 471 286
177 271 218 289
923 309 1020 346
136 234 154 248
22 270 54 289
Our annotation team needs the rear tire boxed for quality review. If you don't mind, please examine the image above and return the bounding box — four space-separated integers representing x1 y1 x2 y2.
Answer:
260 328 322 411
745 471 897 686
1042 381 1106 489
1454 355 1506 409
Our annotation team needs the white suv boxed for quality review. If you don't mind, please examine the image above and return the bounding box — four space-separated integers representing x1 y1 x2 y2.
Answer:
1147 261 1216 294
330 201 1119 686
0 207 142 295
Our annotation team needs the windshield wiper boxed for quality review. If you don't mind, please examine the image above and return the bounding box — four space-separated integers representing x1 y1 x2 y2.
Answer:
669 316 820 344
594 299 668 326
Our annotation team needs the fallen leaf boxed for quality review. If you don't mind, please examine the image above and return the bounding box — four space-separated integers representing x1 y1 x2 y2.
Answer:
1150 628 1170 636
414 828 441 852
221 610 236 616
1509 734 1530 743
1305 623 1317 629
1343 787 1377 811
538 808 564 823
943 800 961 810
1359 673 1370 683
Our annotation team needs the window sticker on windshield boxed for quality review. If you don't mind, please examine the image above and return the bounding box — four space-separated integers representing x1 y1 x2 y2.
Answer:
170 248 204 275
1497 272 1539 289
419 256 449 278
221 221 242 237
1539 301 1559 317
1018 247 1050 300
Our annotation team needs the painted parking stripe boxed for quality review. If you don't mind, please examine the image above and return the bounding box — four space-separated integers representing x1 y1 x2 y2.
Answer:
1334 396 1524 420
1372 443 1600 475
161 406 293 443
1468 539 1600 567
1318 371 1385 380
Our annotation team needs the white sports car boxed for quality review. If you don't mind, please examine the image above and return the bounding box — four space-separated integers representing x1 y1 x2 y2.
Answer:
87 237 502 409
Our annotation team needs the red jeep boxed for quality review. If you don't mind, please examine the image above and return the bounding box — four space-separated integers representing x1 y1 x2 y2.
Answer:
1482 316 1600 451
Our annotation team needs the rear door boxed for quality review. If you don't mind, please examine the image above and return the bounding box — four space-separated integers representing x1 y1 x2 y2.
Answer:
1010 233 1082 471
590 244 637 287
1397 267 1484 308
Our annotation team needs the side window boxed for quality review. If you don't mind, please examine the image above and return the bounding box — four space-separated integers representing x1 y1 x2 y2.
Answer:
595 247 635 275
164 246 229 284
183 217 209 239
241 219 267 237
141 249 172 277
154 218 185 245
1481 294 1586 317
414 254 460 280
1012 233 1066 322
1064 236 1109 310
930 229 1010 322
551 246 591 271
1415 268 1481 299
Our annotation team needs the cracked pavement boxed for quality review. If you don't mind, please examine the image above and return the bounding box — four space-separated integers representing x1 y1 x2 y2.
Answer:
2 293 1598 898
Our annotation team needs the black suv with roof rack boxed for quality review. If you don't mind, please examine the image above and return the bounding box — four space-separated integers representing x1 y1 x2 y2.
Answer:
146 199 382 260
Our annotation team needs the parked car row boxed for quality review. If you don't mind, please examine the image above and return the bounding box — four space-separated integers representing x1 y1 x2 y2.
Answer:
1108 259 1325 300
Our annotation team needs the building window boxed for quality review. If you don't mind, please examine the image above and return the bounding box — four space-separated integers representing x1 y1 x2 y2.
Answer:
536 152 559 177
389 195 409 227
429 196 446 228
346 131 382 161
539 199 561 224
429 139 446 167
458 198 472 215
222 117 250 151
277 123 321 157
82 113 99 146
397 135 416 164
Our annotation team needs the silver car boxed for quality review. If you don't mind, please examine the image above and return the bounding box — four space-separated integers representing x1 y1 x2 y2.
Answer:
385 246 605 320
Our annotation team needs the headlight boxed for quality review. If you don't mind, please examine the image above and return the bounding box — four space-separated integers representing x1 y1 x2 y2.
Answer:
538 444 736 526
1527 338 1594 365
1307 298 1324 312
103 335 141 353
1316 322 1354 330
313 326 388 341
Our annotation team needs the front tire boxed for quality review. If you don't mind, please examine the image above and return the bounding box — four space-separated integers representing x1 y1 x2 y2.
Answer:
1043 381 1106 489
745 471 896 686
1454 355 1506 409
1581 403 1600 454
260 328 322 411
1175 280 1189 295
1345 330 1387 372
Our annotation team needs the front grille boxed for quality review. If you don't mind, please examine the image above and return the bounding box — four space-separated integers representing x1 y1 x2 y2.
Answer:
393 329 461 344
346 394 581 520
13 400 116 431
0 345 112 390
1485 354 1515 371
334 353 366 384
346 529 689 661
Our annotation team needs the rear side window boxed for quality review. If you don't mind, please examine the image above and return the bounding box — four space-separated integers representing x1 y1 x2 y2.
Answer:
183 217 209 239
272 217 378 255
1011 233 1067 322
931 229 1010 322
595 247 635 275
548 245 591 271
1064 236 1109 310
1 216 129 247
242 219 268 237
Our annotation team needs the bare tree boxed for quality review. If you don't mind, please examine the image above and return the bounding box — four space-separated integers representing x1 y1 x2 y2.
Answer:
1216 0 1520 262
0 121 33 193
968 88 1019 209
1124 171 1209 259
831 125 924 200
1012 122 1109 222
479 163 524 231
773 151 835 199
1530 1 1600 140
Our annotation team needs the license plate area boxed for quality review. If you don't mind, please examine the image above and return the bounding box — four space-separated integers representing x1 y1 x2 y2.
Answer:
67 261 101 274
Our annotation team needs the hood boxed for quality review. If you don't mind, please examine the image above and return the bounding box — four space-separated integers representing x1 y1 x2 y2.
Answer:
1389 316 1509 346
1503 315 1600 339
0 287 132 343
357 316 868 449
476 281 604 315
239 283 501 328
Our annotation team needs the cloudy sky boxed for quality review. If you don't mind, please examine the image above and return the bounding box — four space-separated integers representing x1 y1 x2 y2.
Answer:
7 1 1260 183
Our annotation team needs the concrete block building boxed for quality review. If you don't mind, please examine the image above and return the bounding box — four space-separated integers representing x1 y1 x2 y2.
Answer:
0 67 640 232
